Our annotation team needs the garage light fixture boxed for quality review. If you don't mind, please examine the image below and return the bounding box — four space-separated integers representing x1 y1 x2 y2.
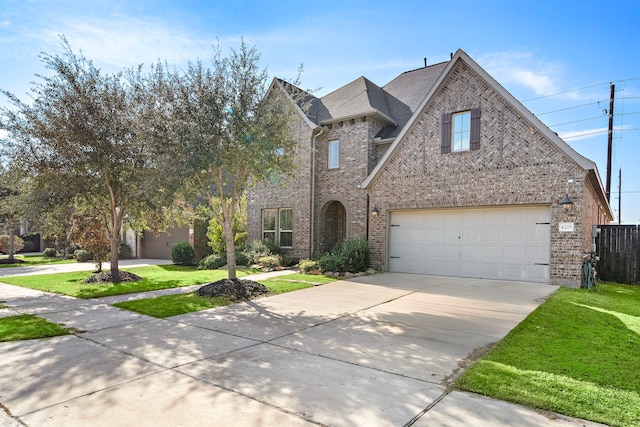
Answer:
370 207 380 217
559 194 573 211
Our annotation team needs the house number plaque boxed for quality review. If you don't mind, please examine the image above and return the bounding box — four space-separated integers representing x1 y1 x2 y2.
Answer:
559 222 574 232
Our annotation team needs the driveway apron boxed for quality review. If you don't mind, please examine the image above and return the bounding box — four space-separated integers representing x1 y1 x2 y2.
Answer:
1 272 602 426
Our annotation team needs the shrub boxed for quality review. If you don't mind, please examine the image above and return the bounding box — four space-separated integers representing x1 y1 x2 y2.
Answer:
235 250 250 267
318 239 370 273
22 241 36 253
258 255 282 270
74 249 93 262
43 247 58 258
299 258 320 274
245 239 280 264
171 241 195 265
318 251 341 273
0 235 25 254
340 238 370 273
118 242 133 259
198 253 227 270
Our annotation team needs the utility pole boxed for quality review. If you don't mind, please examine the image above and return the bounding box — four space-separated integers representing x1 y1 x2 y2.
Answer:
618 168 622 224
606 83 615 202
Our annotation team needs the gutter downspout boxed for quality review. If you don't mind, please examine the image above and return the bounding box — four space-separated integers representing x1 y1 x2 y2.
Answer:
310 126 324 258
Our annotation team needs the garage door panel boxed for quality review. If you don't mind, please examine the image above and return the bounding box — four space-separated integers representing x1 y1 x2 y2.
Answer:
503 227 526 242
443 229 460 242
502 246 526 262
462 261 481 276
425 229 443 242
526 245 548 261
407 228 428 242
502 264 525 280
481 227 503 242
442 261 461 276
462 245 482 260
388 206 550 282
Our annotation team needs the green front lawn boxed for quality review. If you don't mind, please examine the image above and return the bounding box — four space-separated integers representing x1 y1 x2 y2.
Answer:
0 265 261 299
0 254 75 268
0 314 73 341
113 274 337 318
455 282 640 427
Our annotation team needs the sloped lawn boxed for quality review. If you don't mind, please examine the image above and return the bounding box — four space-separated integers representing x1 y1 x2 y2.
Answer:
455 282 640 427
0 265 260 299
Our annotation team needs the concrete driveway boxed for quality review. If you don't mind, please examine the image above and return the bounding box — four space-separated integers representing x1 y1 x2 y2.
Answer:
0 272 604 426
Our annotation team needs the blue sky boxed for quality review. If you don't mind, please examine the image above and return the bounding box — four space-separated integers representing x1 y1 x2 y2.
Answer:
1 0 639 223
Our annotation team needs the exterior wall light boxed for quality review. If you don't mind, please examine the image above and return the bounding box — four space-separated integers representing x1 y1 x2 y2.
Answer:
371 207 380 217
559 195 573 211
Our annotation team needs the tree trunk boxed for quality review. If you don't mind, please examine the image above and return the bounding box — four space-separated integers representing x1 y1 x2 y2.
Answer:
224 218 237 280
109 232 120 282
7 225 16 263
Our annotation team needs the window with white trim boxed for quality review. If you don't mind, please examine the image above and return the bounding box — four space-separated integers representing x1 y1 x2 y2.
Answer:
328 140 340 169
279 208 293 247
261 208 293 247
441 108 481 154
262 209 276 241
452 111 471 152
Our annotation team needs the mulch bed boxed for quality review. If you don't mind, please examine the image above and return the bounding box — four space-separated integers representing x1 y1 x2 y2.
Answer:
0 258 25 264
197 279 270 301
84 271 143 284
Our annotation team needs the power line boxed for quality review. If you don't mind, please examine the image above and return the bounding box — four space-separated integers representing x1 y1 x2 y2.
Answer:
535 100 609 116
548 112 640 128
561 128 640 140
549 115 605 127
523 77 640 102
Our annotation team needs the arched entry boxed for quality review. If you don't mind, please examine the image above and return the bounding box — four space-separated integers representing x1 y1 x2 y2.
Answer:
321 200 346 253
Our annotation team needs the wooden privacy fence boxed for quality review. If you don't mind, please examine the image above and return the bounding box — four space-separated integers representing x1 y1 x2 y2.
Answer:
596 225 640 284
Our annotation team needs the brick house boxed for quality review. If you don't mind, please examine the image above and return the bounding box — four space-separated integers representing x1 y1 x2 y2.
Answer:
247 49 612 286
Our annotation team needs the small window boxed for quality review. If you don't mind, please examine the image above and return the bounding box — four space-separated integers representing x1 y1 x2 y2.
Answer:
328 140 339 169
452 111 470 152
441 108 480 154
262 209 276 241
279 208 293 247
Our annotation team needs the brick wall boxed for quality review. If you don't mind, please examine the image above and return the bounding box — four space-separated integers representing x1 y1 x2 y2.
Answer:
366 59 606 285
313 117 383 255
247 116 314 260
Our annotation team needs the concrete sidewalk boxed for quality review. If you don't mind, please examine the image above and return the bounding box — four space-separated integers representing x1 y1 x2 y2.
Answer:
0 258 174 278
0 271 607 426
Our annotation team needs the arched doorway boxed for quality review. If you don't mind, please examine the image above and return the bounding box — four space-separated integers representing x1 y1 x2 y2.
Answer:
322 200 346 253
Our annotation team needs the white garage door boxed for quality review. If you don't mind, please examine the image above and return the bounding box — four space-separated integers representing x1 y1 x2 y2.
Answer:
388 206 550 282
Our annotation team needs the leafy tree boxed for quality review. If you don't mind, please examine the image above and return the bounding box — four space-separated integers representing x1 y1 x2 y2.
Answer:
206 192 247 254
171 42 299 279
0 162 30 262
0 38 181 281
69 210 110 272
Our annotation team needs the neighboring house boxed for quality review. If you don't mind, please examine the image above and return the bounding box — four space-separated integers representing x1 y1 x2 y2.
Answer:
250 49 613 286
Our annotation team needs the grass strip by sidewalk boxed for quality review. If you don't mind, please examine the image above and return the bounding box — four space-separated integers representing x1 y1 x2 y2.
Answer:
0 254 75 268
455 282 640 427
113 274 337 318
0 314 73 341
0 265 260 299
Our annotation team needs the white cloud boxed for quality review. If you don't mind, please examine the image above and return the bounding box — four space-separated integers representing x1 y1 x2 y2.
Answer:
477 51 561 96
558 125 628 142
36 15 215 70
558 127 607 141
